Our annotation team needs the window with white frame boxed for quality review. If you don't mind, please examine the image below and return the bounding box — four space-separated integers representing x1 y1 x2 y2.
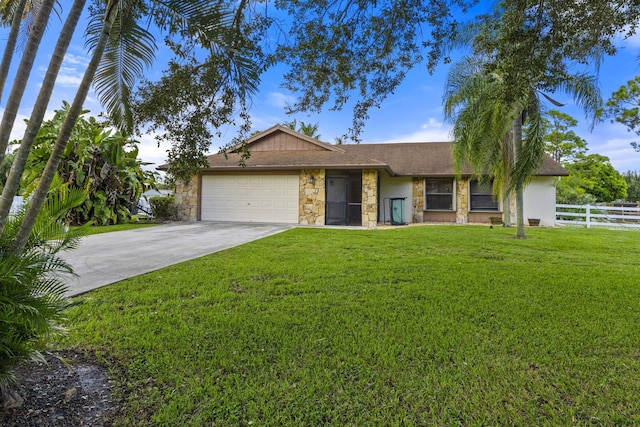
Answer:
469 179 499 211
425 178 454 210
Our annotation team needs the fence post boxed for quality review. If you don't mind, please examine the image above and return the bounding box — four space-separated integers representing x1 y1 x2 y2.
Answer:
586 204 591 228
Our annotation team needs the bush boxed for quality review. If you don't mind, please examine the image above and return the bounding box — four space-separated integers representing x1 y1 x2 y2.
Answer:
0 186 86 399
149 196 179 221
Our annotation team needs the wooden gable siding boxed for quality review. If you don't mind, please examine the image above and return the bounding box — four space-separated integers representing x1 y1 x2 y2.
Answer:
250 133 325 152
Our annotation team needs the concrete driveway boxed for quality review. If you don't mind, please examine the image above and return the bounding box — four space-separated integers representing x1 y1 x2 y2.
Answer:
59 222 291 297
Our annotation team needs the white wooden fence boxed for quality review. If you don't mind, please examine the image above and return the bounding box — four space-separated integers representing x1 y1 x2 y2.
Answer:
556 204 640 229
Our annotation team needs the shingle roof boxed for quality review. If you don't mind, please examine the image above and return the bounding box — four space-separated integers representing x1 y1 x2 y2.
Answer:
159 126 567 177
340 142 568 177
198 141 567 177
202 150 390 171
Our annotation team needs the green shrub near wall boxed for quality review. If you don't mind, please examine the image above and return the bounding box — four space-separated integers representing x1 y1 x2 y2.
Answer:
149 196 179 221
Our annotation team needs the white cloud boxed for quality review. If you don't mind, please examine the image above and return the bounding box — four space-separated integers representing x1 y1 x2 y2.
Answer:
63 53 91 67
267 91 296 109
55 72 83 87
0 107 56 150
371 118 452 143
135 132 170 171
4 111 29 146
593 135 639 172
251 113 287 131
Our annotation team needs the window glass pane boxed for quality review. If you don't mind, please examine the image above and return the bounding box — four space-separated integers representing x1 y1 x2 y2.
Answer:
425 178 454 210
471 195 498 211
426 179 453 194
470 180 492 195
469 179 499 211
426 194 453 210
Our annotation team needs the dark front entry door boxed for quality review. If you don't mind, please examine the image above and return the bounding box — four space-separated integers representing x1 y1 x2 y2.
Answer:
326 172 362 226
326 176 347 225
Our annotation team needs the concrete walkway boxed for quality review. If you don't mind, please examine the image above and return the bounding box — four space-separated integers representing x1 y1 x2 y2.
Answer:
59 222 291 297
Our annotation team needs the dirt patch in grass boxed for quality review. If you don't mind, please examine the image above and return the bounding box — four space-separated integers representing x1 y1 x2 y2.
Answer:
0 350 120 426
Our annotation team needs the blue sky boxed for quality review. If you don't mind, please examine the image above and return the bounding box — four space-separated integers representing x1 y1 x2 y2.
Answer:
2 5 640 173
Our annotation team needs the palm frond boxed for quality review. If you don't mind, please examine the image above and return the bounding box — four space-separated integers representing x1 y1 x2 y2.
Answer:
149 0 260 97
87 2 157 134
559 73 603 128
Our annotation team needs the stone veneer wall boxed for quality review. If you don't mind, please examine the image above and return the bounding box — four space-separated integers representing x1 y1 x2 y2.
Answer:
362 169 378 228
174 177 199 221
455 178 468 224
299 169 325 225
412 178 425 223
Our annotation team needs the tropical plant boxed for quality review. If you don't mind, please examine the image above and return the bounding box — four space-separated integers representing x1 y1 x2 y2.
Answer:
18 102 156 225
0 0 29 102
443 0 603 239
0 183 87 400
0 152 13 189
282 120 321 139
0 0 88 233
0 0 261 253
0 0 56 166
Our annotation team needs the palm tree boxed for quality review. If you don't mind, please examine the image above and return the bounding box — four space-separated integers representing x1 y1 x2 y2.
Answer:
0 0 87 233
0 0 260 251
299 121 321 139
0 0 29 102
283 119 321 139
444 55 601 238
0 0 56 166
0 184 87 398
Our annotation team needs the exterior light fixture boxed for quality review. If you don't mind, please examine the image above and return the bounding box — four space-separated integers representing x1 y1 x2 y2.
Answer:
309 174 315 185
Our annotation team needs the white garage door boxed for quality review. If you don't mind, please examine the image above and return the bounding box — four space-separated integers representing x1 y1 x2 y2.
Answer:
201 174 299 223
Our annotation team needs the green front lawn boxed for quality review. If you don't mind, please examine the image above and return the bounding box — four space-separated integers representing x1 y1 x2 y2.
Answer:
63 226 640 425
76 221 159 235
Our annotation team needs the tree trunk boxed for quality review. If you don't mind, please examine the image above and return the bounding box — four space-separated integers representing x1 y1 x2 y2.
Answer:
0 0 87 236
0 0 55 166
501 131 514 227
513 114 527 239
503 190 512 227
12 0 120 253
0 0 29 103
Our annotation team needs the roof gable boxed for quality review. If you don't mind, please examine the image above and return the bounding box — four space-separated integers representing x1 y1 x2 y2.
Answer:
236 124 343 153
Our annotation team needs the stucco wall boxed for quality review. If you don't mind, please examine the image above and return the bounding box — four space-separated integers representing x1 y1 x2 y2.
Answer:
523 176 557 226
379 173 413 224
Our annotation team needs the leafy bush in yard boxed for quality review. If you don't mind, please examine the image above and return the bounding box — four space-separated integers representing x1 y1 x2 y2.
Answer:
0 185 86 401
150 196 179 221
18 102 157 226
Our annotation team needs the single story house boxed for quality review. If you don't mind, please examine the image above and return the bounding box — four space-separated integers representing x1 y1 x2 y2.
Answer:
168 124 567 228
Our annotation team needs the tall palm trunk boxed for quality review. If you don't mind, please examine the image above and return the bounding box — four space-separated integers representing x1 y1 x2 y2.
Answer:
0 0 87 236
502 191 512 227
12 0 120 253
513 114 526 239
501 131 513 227
0 0 29 103
0 0 55 166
